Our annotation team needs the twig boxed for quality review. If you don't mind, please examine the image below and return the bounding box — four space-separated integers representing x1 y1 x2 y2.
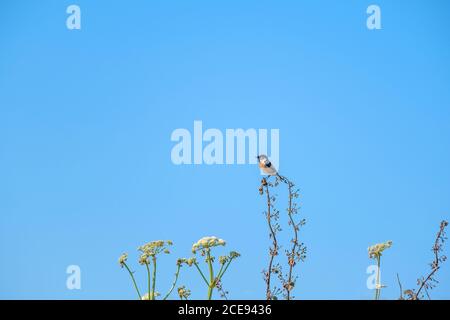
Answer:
415 220 448 299
262 177 279 300
216 280 229 300
285 178 298 300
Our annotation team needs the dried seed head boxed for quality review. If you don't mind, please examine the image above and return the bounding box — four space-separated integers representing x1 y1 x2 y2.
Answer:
178 286 191 299
118 253 128 267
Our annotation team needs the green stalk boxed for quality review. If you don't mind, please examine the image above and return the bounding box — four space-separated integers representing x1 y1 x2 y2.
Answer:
217 259 233 281
152 256 157 300
207 249 214 300
145 263 151 300
215 264 225 283
194 263 209 286
375 256 381 300
124 263 142 300
163 264 182 300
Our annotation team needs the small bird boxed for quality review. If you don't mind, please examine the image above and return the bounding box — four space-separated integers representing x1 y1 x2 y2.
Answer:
257 154 278 176
257 155 288 184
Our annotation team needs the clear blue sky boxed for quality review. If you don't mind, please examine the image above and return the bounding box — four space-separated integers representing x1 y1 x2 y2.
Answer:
1 0 450 299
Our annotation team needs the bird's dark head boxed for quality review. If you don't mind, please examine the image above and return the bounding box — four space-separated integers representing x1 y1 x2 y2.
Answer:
257 154 268 162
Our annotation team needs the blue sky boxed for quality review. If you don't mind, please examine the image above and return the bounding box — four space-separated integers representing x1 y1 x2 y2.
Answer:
1 0 450 299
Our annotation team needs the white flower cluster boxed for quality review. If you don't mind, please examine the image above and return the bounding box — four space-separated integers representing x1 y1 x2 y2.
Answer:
368 240 392 259
192 236 226 253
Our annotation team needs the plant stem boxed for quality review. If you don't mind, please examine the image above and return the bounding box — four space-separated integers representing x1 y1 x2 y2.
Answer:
264 179 277 300
374 256 381 300
286 179 298 300
163 264 181 300
415 221 448 298
216 264 225 282
194 263 209 286
207 249 214 300
217 259 233 281
124 263 142 299
145 263 151 299
152 256 157 300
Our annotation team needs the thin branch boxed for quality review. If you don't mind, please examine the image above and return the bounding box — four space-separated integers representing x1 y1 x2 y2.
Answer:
415 220 448 298
262 177 278 300
285 178 298 300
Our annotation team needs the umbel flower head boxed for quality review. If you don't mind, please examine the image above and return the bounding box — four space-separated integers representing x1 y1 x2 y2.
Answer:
219 251 241 265
192 236 226 253
229 251 241 259
178 257 197 267
178 286 191 299
139 253 150 265
368 240 393 259
138 240 173 257
219 256 229 265
118 253 128 268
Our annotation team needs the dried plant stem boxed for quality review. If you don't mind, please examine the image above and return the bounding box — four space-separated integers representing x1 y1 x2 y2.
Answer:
403 220 448 300
264 179 278 300
260 174 306 300
123 263 142 299
416 264 439 298
415 220 448 298
216 281 229 300
286 179 298 300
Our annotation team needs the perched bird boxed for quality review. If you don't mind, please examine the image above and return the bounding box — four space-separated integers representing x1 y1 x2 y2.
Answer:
257 155 288 184
257 154 278 176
